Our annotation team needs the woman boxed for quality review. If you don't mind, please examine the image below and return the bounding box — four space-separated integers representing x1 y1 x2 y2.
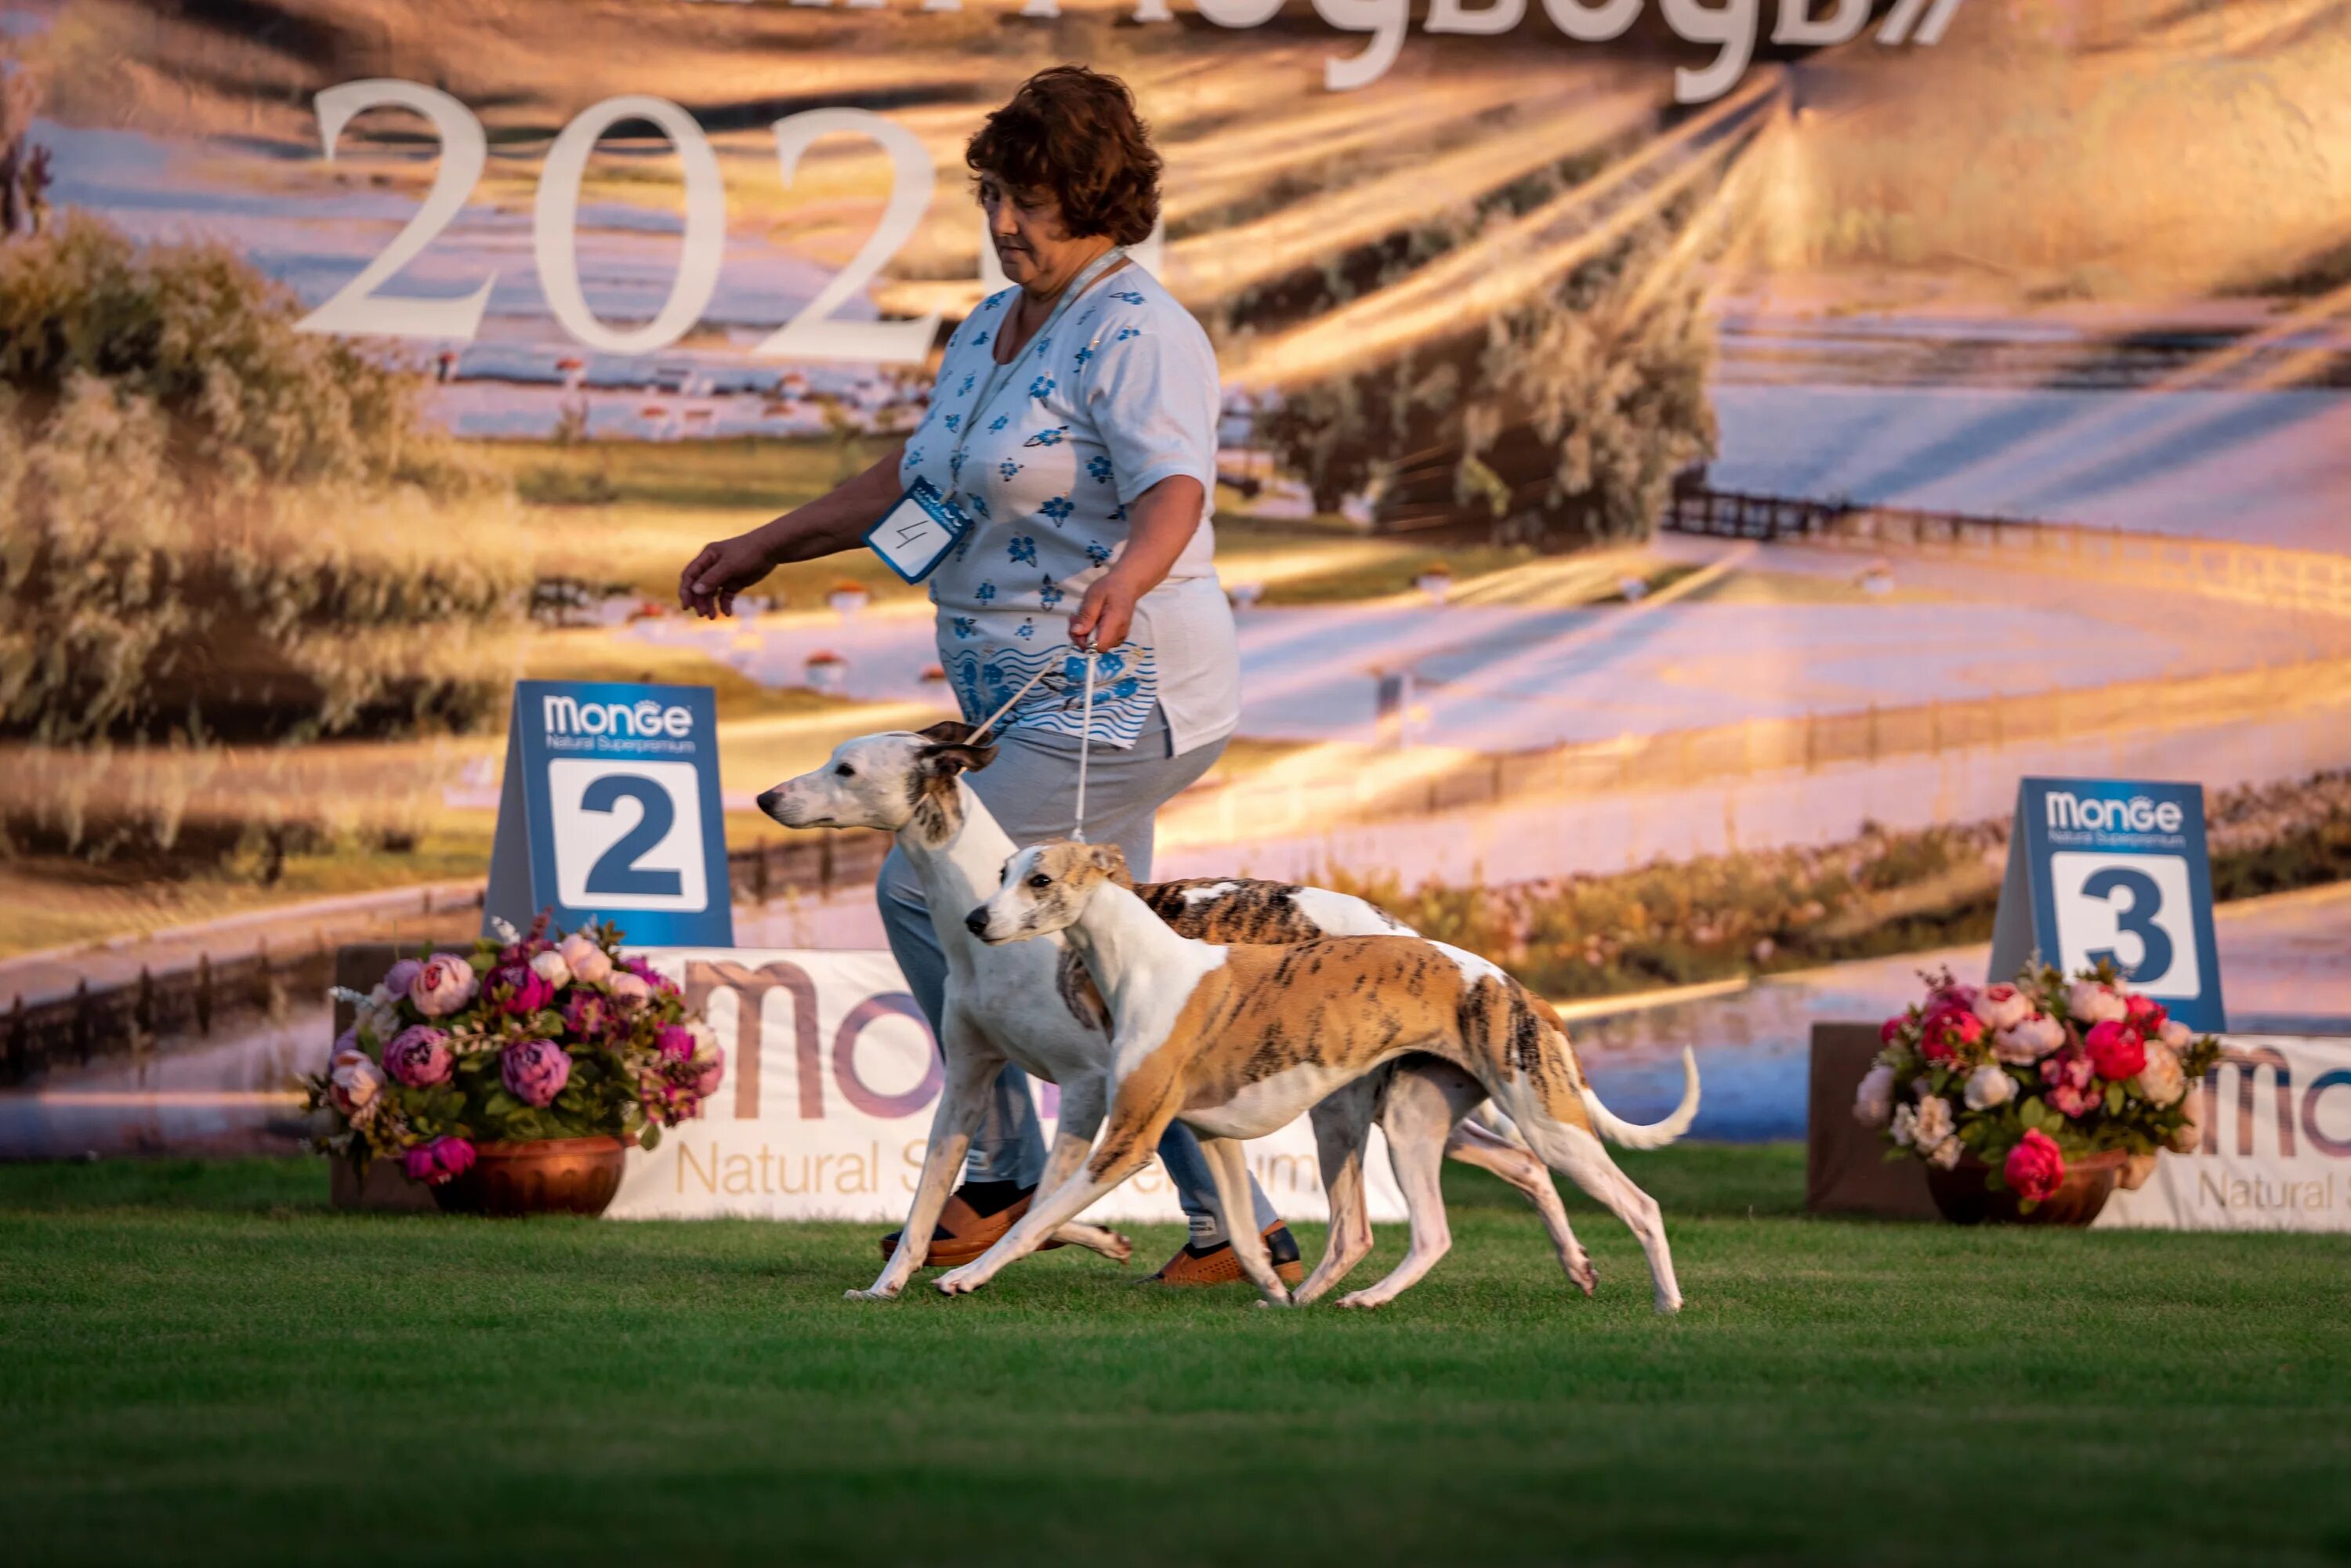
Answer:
679 66 1299 1287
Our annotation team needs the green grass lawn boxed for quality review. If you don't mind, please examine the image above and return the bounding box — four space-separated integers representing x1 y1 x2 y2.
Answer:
5 1148 2349 1566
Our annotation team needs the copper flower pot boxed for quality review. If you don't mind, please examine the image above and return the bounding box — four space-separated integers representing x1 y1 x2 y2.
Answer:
430 1137 628 1218
1924 1148 2128 1227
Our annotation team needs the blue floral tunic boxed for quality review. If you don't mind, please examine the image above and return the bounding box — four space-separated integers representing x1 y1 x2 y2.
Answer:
900 265 1237 754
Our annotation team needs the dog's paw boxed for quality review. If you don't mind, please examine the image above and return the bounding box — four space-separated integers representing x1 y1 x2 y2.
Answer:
843 1285 900 1302
1567 1257 1598 1297
934 1267 984 1296
1654 1294 1683 1316
1102 1229 1134 1265
1334 1289 1386 1310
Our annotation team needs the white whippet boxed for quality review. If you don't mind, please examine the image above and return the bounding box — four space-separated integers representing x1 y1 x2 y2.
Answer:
951 842 1701 1311
757 722 1590 1303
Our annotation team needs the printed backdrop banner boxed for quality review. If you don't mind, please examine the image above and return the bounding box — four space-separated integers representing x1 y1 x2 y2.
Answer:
610 947 1408 1223
2098 1037 2351 1232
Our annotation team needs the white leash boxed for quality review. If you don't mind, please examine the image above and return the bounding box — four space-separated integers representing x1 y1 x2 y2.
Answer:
1071 649 1098 843
964 664 1053 744
957 645 1099 844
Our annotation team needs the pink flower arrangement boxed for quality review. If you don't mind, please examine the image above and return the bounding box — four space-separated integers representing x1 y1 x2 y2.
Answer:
1860 961 2220 1211
304 916 723 1180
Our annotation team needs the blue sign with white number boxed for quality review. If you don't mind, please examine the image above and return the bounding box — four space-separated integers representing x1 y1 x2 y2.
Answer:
484 680 734 947
1988 777 2224 1031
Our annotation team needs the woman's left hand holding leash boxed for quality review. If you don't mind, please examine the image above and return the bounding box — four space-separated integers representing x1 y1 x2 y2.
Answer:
1068 572 1139 651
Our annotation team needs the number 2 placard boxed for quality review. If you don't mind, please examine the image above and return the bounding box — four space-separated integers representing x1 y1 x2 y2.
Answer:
486 680 734 947
547 759 709 913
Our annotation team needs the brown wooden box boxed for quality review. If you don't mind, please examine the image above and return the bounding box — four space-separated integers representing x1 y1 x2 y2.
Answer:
1806 1022 1936 1220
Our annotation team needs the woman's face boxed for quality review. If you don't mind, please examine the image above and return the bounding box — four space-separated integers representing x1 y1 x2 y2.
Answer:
980 176 1102 292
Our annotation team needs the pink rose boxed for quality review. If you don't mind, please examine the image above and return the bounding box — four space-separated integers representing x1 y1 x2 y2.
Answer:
2137 1040 2188 1107
2085 1019 2147 1083
608 972 653 1009
328 1048 386 1119
2124 993 2167 1031
382 958 424 1000
690 1047 726 1098
655 1023 695 1063
623 956 679 997
2005 1128 2066 1204
382 1025 454 1088
558 932 614 986
1879 1016 1908 1045
410 954 478 1018
1918 1005 1983 1064
1972 983 2032 1031
500 1037 571 1107
1993 1012 2066 1064
487 962 553 1017
529 949 573 990
2041 1045 2099 1118
2067 980 2128 1025
400 1135 476 1186
2158 1019 2193 1050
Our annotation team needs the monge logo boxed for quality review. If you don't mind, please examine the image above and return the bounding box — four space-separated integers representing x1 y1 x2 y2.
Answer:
2045 791 2183 835
543 693 695 739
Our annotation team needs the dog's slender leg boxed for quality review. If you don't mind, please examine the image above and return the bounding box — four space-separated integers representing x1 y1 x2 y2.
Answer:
1295 1087 1378 1305
1194 1134 1291 1306
1335 1074 1455 1310
1029 1074 1132 1263
1441 1120 1595 1295
1508 1098 1683 1314
935 1058 1182 1295
851 1019 1001 1301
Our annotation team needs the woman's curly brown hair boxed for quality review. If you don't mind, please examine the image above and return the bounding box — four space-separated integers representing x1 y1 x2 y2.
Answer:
965 67 1161 246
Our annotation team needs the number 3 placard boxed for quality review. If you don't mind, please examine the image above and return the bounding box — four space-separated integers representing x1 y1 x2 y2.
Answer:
1989 777 2226 1031
486 681 734 947
2046 852 2200 998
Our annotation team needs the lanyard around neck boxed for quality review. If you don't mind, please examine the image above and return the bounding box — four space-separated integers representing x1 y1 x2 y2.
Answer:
949 245 1127 498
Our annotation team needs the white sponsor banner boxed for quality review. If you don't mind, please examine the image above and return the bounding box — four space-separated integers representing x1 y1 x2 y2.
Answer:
2099 1036 2351 1230
609 948 1407 1223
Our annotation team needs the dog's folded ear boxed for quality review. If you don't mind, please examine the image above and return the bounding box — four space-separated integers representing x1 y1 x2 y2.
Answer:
918 737 998 777
918 719 980 748
1087 843 1135 887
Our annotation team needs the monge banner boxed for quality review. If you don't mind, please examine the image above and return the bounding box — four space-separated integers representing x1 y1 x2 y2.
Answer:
608 947 1408 1222
2098 1037 2351 1233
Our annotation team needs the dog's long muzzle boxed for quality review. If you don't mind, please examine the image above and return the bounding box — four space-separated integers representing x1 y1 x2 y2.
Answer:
963 906 994 941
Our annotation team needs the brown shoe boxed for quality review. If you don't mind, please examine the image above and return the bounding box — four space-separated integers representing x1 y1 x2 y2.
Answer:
1150 1222 1306 1287
879 1182 1063 1267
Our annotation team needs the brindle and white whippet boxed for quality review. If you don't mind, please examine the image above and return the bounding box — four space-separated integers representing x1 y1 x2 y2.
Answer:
756 722 1587 1303
952 841 1700 1310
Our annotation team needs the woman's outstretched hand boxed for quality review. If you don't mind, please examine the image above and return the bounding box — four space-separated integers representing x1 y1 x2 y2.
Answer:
678 531 776 620
676 443 908 620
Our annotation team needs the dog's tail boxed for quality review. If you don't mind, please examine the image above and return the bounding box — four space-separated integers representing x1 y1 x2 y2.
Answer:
1577 1047 1701 1150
